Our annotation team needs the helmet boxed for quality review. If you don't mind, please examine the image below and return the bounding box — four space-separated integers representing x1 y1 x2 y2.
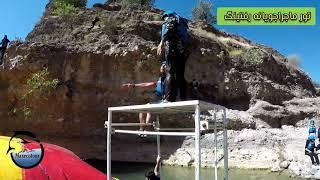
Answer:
161 10 177 20
308 135 315 140
310 118 315 123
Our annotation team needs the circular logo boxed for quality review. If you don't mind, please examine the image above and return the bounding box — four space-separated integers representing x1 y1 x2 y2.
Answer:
6 131 44 169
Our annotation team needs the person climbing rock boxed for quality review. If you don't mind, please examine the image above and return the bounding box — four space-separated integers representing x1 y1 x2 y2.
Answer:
145 156 161 180
309 118 316 136
0 35 10 63
122 64 167 135
157 11 189 102
88 16 100 31
305 135 320 165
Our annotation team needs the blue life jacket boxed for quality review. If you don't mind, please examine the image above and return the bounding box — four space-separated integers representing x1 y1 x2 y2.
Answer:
309 125 316 134
307 140 315 151
161 14 189 46
154 77 165 97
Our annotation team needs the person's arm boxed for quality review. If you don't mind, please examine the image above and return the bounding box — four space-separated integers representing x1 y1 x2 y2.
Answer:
157 23 167 56
306 140 312 153
122 82 156 89
154 156 161 176
157 40 164 56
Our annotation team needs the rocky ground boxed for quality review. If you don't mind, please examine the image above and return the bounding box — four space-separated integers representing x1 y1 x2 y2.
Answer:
163 126 320 179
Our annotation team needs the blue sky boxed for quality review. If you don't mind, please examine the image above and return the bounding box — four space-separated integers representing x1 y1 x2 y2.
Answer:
0 0 319 82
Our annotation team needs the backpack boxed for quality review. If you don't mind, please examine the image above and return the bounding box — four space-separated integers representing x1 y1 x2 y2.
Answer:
161 14 189 53
154 77 165 98
309 125 316 134
307 140 315 151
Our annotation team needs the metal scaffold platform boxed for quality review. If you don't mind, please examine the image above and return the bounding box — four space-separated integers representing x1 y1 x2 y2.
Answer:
105 100 229 180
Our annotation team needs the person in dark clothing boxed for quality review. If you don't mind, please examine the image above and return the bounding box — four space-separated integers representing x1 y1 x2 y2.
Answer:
145 156 161 180
305 135 320 165
0 35 10 63
191 79 199 99
88 16 100 31
157 11 189 102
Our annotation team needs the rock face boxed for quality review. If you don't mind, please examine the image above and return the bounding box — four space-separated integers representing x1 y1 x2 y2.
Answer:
0 1 319 175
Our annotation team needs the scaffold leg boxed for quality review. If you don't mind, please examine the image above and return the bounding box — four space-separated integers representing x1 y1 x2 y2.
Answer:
195 105 201 180
107 111 112 180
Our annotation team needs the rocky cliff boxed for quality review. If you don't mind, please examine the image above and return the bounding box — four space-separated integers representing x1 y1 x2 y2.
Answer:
1 1 319 172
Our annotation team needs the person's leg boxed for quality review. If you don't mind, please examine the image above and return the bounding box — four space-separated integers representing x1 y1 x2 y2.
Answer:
307 152 316 164
145 113 151 124
144 112 152 132
314 153 320 164
163 47 177 102
164 59 177 102
164 68 177 102
139 113 145 131
176 54 187 101
0 47 4 63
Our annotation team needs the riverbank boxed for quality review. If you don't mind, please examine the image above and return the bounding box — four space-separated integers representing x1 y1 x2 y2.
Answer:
165 126 320 179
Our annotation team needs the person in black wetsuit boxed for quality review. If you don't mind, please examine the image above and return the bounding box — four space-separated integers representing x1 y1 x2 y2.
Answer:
145 156 161 180
157 11 189 102
0 35 10 63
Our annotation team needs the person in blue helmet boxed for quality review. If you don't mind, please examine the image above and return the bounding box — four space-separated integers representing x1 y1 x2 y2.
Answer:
305 135 320 165
309 119 316 136
122 64 167 135
157 10 189 102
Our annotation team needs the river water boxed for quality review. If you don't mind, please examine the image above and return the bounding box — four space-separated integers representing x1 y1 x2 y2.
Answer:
87 161 299 180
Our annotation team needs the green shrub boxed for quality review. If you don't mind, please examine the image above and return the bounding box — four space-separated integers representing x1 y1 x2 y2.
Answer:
19 68 59 118
122 0 154 9
62 0 87 8
192 1 216 24
24 68 59 98
52 0 86 16
228 49 243 58
100 17 120 35
241 48 266 66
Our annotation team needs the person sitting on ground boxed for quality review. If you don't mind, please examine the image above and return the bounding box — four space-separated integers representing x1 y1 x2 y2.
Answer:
122 64 167 134
0 35 10 63
309 119 316 136
305 135 320 165
145 156 161 180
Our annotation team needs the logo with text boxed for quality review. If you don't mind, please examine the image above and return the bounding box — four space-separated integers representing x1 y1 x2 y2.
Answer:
6 131 44 169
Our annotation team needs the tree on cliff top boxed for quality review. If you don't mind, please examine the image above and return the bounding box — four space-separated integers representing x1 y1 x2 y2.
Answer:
52 0 87 16
192 0 216 24
56 0 87 8
121 0 154 9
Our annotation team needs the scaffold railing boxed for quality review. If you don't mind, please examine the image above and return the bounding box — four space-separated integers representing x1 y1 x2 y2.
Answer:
105 100 229 180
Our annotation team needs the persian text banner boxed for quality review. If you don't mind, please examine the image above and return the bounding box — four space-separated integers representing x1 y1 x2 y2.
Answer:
217 7 316 25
